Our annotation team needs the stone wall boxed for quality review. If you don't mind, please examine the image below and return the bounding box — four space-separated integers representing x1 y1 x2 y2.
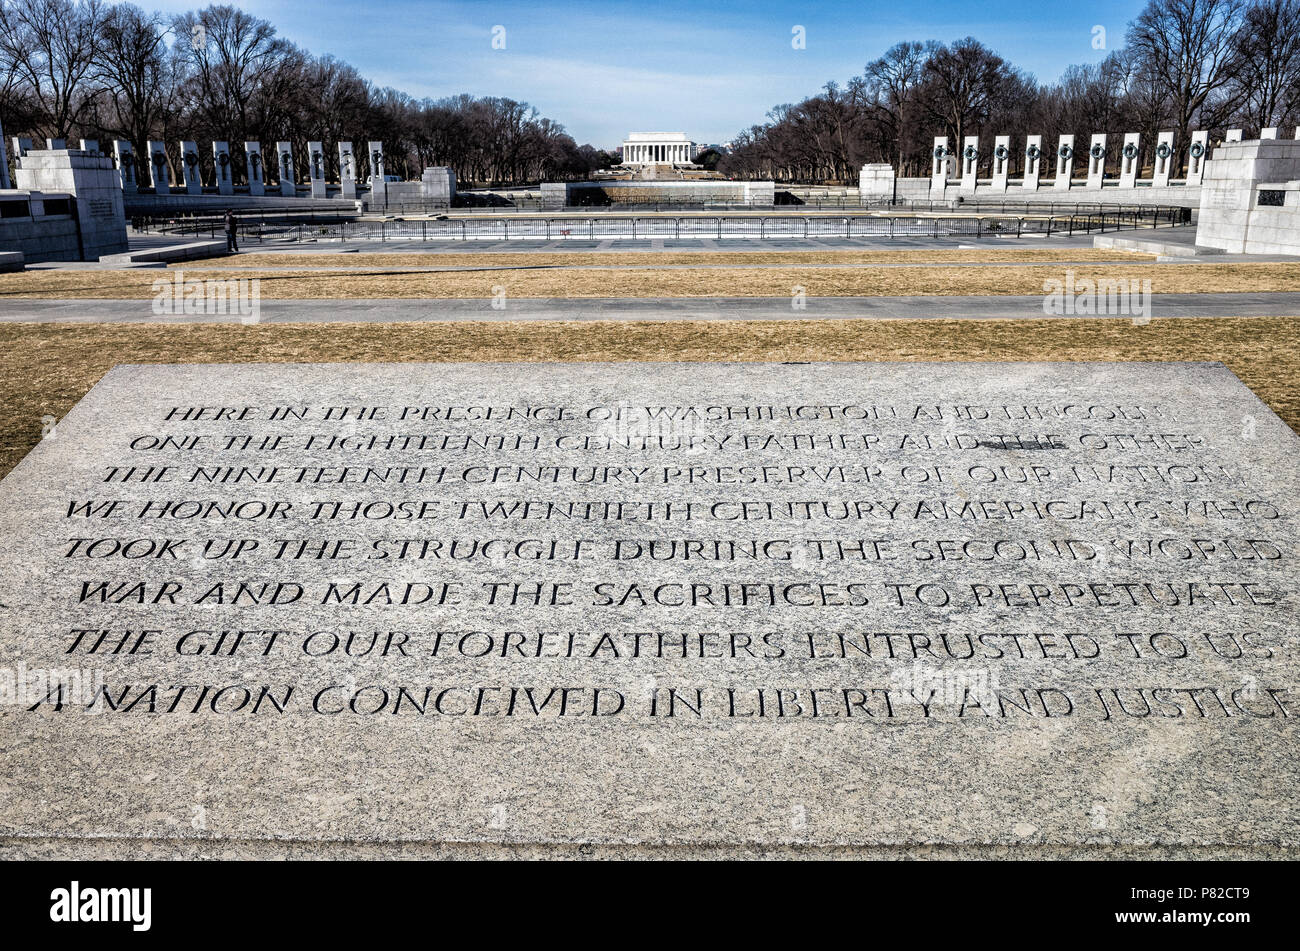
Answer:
1196 139 1300 254
0 210 80 262
124 193 361 216
14 149 127 258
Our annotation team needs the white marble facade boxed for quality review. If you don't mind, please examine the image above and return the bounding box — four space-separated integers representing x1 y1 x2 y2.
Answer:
621 132 694 165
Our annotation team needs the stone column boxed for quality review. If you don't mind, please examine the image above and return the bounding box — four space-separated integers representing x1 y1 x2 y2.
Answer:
147 140 169 192
113 140 136 193
11 135 33 163
1119 133 1141 188
1261 128 1279 140
180 140 202 194
990 135 1011 192
1186 131 1210 185
1225 129 1243 143
1151 132 1175 187
1054 135 1075 189
368 141 386 206
276 141 296 196
245 142 264 196
960 136 979 192
213 141 234 195
79 139 99 155
1086 133 1107 189
338 142 357 199
1023 135 1043 191
0 120 9 189
46 138 67 149
308 140 327 198
931 137 949 195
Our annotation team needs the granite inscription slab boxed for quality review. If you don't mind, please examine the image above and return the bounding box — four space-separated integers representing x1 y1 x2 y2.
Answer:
0 362 1296 854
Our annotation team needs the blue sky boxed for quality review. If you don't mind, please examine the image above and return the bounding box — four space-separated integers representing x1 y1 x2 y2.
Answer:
148 0 1149 147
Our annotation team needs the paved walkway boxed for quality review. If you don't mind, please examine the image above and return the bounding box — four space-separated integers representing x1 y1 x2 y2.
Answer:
3 293 1296 324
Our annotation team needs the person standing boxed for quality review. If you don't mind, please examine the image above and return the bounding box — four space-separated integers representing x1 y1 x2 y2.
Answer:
224 209 239 252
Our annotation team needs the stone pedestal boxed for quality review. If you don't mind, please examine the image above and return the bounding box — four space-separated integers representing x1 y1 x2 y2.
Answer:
78 139 99 156
1196 138 1300 253
539 182 567 210
1118 133 1140 188
858 163 895 202
13 148 128 258
245 142 264 196
213 141 234 196
420 166 456 207
338 142 357 199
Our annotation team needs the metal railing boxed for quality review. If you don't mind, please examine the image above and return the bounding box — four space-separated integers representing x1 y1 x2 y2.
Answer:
136 206 1189 244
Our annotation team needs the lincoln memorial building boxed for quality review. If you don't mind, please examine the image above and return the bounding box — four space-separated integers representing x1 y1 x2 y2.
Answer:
621 132 695 165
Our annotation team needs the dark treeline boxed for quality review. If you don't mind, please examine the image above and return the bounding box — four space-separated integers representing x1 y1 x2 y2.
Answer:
721 0 1300 183
0 0 617 186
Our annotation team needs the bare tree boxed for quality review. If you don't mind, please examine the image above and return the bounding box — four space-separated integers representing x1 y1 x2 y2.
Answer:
862 41 941 178
0 0 105 137
94 2 172 166
1228 0 1300 130
1125 0 1246 137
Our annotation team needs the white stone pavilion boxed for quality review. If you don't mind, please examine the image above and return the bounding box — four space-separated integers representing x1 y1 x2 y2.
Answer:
621 132 694 165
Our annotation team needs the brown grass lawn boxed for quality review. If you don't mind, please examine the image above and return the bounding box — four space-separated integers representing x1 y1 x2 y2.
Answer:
2 260 1299 299
1 316 1296 479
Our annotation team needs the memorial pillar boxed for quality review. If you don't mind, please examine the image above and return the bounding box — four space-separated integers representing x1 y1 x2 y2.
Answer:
276 141 296 196
180 140 202 194
991 135 1011 192
368 141 386 206
245 142 265 196
1118 133 1141 188
1023 135 1043 191
338 142 357 199
113 140 137 193
1152 132 1175 188
1054 134 1075 189
931 136 950 196
146 140 169 192
308 140 327 198
1261 127 1278 140
1225 129 1243 143
1186 131 1210 185
0 121 10 189
79 139 99 155
960 136 979 193
213 141 234 195
1086 133 1107 190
